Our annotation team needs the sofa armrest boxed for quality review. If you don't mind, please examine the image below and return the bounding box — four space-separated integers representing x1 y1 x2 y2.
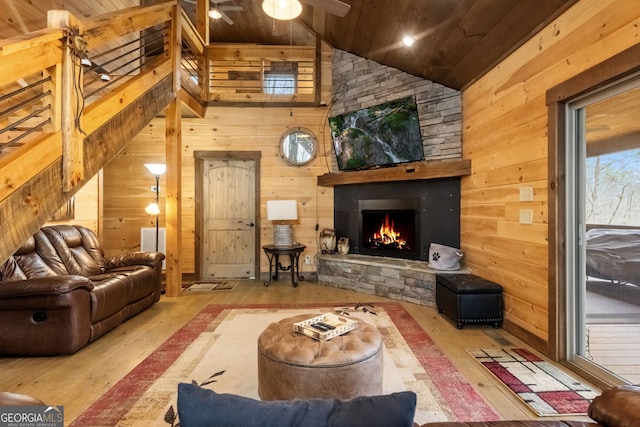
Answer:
104 252 165 270
0 276 93 298
588 385 640 427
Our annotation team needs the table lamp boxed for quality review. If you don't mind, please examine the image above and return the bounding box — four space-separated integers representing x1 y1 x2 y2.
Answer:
267 200 298 246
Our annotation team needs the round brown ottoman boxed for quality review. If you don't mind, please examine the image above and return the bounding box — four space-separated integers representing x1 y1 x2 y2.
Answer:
257 314 383 401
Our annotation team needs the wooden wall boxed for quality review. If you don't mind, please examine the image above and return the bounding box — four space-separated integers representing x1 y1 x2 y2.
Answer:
103 106 334 276
461 0 640 348
45 174 101 233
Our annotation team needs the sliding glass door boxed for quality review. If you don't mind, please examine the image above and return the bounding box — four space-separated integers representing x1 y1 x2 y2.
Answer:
565 77 640 384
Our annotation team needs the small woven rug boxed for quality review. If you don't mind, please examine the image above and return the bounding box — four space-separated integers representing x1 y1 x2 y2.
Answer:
468 347 599 416
183 281 238 291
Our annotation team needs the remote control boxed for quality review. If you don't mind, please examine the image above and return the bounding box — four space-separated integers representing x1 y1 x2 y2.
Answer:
316 321 336 330
311 323 328 331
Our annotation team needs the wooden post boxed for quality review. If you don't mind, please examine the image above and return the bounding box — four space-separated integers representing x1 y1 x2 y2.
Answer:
47 10 84 192
196 0 210 101
165 4 183 297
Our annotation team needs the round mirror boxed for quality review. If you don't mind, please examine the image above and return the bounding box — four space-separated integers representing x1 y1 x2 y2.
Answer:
279 127 318 166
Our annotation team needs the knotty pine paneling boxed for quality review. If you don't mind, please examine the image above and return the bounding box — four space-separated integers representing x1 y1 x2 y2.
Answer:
103 106 334 275
461 0 640 347
45 173 100 232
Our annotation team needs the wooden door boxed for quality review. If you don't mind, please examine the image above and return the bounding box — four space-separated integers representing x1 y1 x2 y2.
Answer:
196 152 260 279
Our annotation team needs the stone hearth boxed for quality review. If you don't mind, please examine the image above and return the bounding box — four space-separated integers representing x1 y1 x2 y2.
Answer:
317 254 468 307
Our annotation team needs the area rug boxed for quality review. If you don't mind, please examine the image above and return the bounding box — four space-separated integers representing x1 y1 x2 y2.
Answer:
183 280 238 291
71 303 500 426
468 348 599 417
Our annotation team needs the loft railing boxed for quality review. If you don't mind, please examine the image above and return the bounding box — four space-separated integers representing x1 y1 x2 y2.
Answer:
207 43 317 103
0 1 181 201
180 8 206 104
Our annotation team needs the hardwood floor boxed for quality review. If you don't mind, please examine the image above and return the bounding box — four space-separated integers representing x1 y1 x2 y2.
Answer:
0 279 595 424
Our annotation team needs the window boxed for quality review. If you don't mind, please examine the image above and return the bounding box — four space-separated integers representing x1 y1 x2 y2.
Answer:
264 73 296 94
263 61 298 95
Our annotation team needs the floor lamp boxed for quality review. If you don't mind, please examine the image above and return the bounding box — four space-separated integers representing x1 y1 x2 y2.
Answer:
144 163 166 252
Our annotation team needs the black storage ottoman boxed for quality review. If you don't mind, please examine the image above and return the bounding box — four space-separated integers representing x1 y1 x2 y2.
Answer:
436 274 503 329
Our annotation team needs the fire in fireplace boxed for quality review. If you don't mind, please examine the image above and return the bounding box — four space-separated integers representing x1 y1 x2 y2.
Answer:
359 198 419 259
365 212 413 252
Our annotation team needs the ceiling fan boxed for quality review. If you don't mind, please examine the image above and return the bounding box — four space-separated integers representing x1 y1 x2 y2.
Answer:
299 0 350 17
184 0 244 25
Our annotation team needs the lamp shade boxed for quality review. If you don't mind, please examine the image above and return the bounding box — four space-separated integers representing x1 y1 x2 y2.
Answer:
262 0 302 20
144 163 166 176
145 202 160 215
267 200 298 220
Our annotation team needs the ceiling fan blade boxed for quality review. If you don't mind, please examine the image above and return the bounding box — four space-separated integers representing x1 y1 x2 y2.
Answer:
300 0 351 17
220 5 243 11
220 11 234 25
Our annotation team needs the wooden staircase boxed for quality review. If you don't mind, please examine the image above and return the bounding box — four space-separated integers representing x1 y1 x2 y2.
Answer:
0 1 197 264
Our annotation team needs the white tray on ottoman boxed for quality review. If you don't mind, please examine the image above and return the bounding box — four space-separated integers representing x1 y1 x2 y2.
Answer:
292 312 358 341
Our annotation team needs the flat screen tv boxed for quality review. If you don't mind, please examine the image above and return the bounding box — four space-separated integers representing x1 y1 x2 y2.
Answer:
328 96 424 171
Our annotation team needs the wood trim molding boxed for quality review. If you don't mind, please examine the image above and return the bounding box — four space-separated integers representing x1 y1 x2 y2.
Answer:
546 42 640 105
317 159 471 186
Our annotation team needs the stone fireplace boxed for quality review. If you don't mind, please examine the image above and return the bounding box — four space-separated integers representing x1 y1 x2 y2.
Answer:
317 177 465 307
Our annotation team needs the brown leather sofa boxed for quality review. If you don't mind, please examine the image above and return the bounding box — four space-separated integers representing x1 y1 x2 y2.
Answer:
419 385 640 427
0 225 164 356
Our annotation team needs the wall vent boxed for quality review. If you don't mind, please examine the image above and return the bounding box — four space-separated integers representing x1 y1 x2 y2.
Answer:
141 227 166 269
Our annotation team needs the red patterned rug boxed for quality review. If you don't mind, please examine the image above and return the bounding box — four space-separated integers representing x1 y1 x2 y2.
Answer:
468 348 599 416
71 303 499 426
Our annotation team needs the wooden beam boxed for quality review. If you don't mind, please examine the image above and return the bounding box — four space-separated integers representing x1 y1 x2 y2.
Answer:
317 159 472 186
0 29 64 86
82 2 175 51
0 134 62 202
48 10 84 192
178 88 206 118
165 98 182 297
196 0 210 45
165 4 183 297
83 76 174 179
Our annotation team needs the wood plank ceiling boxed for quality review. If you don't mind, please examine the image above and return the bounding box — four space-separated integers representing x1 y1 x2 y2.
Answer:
0 0 578 90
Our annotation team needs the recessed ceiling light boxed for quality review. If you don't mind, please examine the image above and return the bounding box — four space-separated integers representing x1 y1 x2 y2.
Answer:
402 36 415 47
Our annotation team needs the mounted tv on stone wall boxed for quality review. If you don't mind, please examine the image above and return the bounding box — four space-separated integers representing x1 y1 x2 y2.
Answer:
328 96 424 171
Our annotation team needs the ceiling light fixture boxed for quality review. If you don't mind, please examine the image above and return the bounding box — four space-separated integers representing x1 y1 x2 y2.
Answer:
402 36 415 47
209 8 223 19
262 0 302 20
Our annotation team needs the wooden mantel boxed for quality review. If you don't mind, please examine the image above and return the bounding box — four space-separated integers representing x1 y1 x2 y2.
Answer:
317 159 471 186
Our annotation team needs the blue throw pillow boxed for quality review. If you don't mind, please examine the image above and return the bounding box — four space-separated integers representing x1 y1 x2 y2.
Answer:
177 383 416 427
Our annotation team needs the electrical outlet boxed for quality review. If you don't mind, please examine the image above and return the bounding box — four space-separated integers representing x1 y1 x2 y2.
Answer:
519 186 533 202
304 255 311 265
519 209 533 224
